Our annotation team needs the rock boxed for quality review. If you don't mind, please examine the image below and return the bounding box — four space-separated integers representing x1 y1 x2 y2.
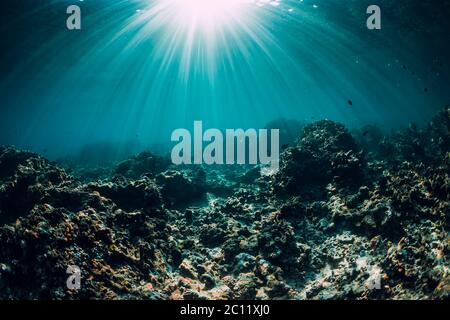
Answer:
87 177 163 214
0 108 448 300
179 259 198 279
115 151 171 179
200 274 216 290
156 170 206 207
273 120 365 195
0 146 69 225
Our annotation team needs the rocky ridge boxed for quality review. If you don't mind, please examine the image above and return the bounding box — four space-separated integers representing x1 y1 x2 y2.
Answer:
0 108 448 300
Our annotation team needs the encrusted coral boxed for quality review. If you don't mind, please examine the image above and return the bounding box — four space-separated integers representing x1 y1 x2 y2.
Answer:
0 108 448 300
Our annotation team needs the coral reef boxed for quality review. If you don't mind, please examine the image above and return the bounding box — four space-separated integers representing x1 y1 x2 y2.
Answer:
0 108 448 300
274 120 365 195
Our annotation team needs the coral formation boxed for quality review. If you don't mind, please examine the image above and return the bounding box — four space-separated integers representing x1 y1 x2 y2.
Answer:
0 108 448 300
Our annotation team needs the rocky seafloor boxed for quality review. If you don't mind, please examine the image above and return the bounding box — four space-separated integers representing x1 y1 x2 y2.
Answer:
0 108 449 300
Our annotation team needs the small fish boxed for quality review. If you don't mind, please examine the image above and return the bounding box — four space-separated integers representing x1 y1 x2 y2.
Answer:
347 99 353 106
424 88 428 93
362 130 369 137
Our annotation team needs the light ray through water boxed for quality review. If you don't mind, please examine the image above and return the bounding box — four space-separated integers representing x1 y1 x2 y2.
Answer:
0 0 448 159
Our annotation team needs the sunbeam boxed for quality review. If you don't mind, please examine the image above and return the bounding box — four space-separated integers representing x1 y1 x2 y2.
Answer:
164 0 252 33
122 0 277 79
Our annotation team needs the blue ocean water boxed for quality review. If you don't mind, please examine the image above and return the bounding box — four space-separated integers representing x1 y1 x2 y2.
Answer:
0 0 449 161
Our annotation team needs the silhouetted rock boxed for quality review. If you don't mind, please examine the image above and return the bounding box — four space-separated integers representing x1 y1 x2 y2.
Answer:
0 109 448 300
115 151 171 179
155 169 206 207
0 146 69 225
274 120 365 195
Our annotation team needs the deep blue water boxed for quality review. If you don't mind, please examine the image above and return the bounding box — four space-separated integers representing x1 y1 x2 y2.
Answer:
0 0 449 161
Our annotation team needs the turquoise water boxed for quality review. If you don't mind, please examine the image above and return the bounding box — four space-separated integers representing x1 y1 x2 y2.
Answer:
1 0 449 160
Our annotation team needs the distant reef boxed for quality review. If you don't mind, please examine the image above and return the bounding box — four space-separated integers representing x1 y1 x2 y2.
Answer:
0 107 448 300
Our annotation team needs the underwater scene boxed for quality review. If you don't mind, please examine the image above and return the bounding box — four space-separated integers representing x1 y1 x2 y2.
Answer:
0 0 449 301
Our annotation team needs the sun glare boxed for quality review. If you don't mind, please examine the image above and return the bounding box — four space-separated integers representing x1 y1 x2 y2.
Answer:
141 0 258 40
170 0 251 32
124 0 282 78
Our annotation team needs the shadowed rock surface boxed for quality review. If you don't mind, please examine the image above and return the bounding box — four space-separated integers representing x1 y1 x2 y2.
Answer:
0 108 449 300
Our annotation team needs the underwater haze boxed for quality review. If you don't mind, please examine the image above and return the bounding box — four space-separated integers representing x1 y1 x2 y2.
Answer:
1 0 449 160
0 0 450 302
